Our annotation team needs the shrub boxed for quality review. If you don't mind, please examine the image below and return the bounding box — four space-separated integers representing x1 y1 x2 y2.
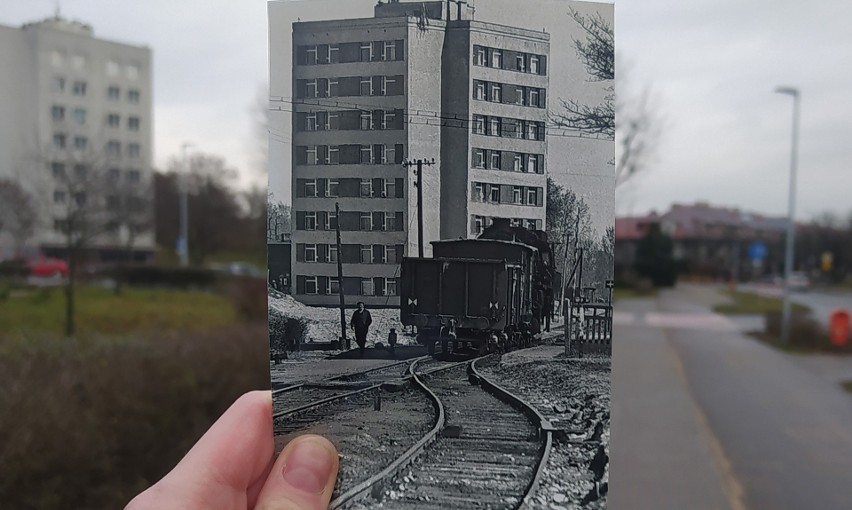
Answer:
112 265 219 289
764 310 852 353
221 276 268 322
0 324 269 510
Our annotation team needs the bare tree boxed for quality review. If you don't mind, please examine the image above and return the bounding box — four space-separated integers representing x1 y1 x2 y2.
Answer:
267 190 291 242
547 178 594 287
0 178 38 258
551 7 663 189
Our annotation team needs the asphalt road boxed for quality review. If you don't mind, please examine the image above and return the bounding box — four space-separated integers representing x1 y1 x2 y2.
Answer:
610 284 852 510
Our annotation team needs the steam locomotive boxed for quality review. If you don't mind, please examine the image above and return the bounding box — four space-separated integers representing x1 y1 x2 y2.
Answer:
399 218 556 355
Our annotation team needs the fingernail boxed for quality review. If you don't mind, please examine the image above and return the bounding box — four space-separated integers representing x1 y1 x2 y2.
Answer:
282 438 335 494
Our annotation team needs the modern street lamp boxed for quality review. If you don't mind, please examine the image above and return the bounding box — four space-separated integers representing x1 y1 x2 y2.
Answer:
774 86 800 345
179 142 194 267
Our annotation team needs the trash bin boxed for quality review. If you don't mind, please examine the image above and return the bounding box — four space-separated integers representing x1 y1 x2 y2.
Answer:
829 309 850 347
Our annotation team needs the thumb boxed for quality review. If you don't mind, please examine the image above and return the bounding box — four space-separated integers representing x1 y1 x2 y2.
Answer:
254 435 339 510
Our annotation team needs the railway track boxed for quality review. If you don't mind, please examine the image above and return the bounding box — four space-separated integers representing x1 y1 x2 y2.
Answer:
336 355 552 510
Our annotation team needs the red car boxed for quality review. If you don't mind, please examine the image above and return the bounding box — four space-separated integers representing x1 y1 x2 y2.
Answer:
28 257 69 277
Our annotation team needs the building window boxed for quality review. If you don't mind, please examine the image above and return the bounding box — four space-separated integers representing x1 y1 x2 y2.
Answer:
515 86 526 105
128 89 140 103
106 60 120 76
51 162 66 179
126 64 140 80
384 179 396 198
385 278 398 296
326 211 338 230
473 149 486 168
383 111 395 130
474 46 486 66
53 133 66 149
473 182 486 202
489 117 501 136
360 179 372 197
127 169 141 183
516 54 526 72
105 114 119 127
52 76 65 93
53 191 66 204
385 246 399 264
304 276 318 295
72 108 86 125
328 146 340 165
360 42 372 62
490 151 501 169
304 179 317 197
306 146 318 165
514 153 524 172
490 83 502 103
327 112 339 130
72 81 87 96
328 277 340 295
305 212 317 230
360 145 373 164
527 219 538 230
360 77 372 96
305 112 318 131
360 245 372 263
381 76 395 96
527 188 537 205
73 192 86 206
384 212 396 231
108 86 120 100
304 244 317 262
51 105 65 121
527 122 538 140
128 144 141 158
528 154 539 174
51 50 64 67
530 55 540 74
106 195 120 210
474 81 486 100
306 46 318 65
360 212 372 231
360 110 372 130
490 185 501 203
361 278 374 296
513 186 523 204
328 245 338 263
474 215 484 234
329 45 340 63
128 116 140 131
529 89 540 107
73 136 88 151
108 168 120 181
327 179 339 197
491 49 503 68
328 79 339 97
473 115 486 135
383 40 396 61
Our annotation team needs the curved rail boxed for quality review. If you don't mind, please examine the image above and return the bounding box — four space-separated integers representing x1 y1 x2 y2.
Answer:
271 357 426 398
469 356 554 509
329 357 448 509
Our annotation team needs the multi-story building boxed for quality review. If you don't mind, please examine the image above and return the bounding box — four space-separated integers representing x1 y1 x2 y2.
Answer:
0 15 154 262
271 0 548 306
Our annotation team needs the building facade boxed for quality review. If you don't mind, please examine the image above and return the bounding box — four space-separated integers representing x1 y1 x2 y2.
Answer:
0 15 154 261
274 0 548 306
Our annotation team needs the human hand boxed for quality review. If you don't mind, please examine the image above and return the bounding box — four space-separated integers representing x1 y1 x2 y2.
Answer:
126 391 339 510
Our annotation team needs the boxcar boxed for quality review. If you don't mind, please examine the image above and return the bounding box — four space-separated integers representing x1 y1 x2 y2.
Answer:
400 238 542 354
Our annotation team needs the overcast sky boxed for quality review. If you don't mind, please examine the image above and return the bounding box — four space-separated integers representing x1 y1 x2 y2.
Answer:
3 0 850 223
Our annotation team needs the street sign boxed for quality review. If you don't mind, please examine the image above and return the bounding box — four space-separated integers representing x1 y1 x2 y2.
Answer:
749 241 767 261
822 252 834 272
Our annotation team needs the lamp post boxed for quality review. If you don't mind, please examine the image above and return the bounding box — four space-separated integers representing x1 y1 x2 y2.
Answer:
774 86 800 345
179 142 193 267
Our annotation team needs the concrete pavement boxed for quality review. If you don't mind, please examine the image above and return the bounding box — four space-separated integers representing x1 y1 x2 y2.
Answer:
610 284 852 510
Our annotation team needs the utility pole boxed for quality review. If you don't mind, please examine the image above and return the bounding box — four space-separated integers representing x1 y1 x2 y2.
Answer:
335 202 348 349
179 142 193 267
403 158 436 258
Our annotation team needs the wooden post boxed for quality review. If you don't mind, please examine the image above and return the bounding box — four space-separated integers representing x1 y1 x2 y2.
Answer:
335 202 348 349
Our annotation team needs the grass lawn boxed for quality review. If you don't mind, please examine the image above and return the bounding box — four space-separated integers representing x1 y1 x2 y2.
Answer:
613 287 657 301
0 285 238 336
713 290 811 315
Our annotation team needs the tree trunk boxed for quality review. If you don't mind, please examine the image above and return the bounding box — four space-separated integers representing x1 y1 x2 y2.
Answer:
65 244 76 337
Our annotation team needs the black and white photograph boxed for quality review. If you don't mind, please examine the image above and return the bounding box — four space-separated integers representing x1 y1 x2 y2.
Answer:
267 0 615 508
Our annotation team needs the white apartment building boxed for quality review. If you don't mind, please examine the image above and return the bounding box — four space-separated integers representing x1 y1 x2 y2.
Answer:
0 15 154 262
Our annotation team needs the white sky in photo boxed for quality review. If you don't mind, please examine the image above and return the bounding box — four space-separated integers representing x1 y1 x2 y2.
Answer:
3 0 850 223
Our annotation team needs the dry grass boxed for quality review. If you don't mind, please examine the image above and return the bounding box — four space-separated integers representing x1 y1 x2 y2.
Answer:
0 324 269 509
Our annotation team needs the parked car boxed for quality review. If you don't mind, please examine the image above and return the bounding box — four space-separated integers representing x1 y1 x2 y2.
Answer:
788 271 811 291
28 256 68 277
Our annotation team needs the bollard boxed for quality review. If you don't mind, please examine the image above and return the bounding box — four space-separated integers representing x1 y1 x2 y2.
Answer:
829 309 850 347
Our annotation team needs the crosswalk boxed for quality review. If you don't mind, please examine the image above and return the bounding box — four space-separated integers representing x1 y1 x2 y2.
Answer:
614 311 739 332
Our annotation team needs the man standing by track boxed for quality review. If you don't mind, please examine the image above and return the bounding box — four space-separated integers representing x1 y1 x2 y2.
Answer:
350 302 372 357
